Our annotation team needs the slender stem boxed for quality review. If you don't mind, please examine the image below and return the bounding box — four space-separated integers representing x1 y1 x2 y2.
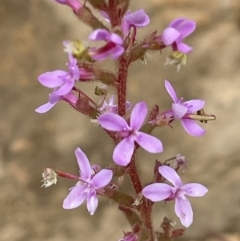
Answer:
117 56 129 116
127 153 142 194
56 170 80 180
128 153 155 241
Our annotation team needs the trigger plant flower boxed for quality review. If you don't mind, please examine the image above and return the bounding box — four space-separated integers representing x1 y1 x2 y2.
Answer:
121 9 150 36
38 54 80 97
164 80 205 136
88 29 124 60
142 165 208 227
161 18 196 54
63 148 113 215
98 101 163 166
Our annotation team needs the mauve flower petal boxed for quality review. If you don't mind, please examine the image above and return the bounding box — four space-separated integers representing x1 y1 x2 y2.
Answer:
121 21 130 36
136 132 163 153
125 9 150 27
92 169 113 189
142 183 173 202
111 45 125 59
98 113 129 131
184 100 205 112
126 101 132 111
172 103 188 119
109 33 123 45
162 27 180 45
169 18 186 29
89 48 109 61
63 185 86 209
53 79 74 96
100 11 110 22
38 70 67 88
174 19 196 38
49 93 62 104
181 183 208 197
35 102 57 113
75 148 92 180
89 29 110 41
165 80 178 103
63 92 78 105
108 95 115 105
130 102 148 130
158 166 182 188
181 119 205 137
90 46 123 61
55 0 82 11
175 197 193 227
68 56 80 80
176 42 193 54
113 137 135 166
86 191 98 215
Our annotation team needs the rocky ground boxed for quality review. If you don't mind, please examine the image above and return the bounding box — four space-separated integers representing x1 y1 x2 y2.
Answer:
1 0 240 241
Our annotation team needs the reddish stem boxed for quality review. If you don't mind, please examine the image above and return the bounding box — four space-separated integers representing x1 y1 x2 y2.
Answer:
128 153 154 241
56 170 80 181
127 154 142 194
117 56 129 116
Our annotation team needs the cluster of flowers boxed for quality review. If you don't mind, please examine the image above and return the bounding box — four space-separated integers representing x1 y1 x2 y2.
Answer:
39 0 215 240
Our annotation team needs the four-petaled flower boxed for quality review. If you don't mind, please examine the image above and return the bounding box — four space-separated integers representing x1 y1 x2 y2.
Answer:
142 165 208 227
54 0 82 12
98 101 163 166
63 148 113 215
88 29 124 60
161 18 196 54
38 54 80 97
165 80 205 136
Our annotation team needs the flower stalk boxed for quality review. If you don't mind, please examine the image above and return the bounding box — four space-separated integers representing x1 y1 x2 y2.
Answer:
37 1 216 240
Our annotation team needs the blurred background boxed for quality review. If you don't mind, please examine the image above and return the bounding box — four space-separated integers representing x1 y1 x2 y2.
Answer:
1 0 240 240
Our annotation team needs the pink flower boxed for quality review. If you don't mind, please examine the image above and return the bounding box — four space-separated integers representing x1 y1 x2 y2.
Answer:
54 0 82 11
142 166 208 227
98 101 163 166
63 148 113 214
161 18 196 53
164 80 205 136
38 54 80 96
88 29 124 60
